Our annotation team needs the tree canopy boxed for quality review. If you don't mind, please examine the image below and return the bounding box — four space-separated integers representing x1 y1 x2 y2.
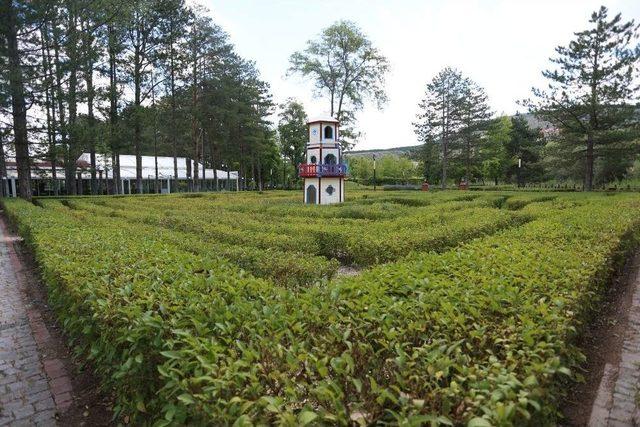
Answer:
289 20 389 149
0 0 277 196
526 6 640 190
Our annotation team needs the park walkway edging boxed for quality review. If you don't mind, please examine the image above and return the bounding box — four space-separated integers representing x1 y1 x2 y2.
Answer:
589 253 640 426
0 213 73 426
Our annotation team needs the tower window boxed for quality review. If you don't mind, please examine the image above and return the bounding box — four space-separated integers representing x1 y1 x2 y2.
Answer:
310 155 317 164
324 154 337 165
326 185 335 195
324 126 334 140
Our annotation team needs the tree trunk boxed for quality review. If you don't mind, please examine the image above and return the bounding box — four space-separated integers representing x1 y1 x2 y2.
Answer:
80 18 97 195
87 70 97 194
440 90 448 190
52 23 67 195
465 136 470 183
585 135 594 191
191 44 199 192
65 3 79 195
210 137 218 191
151 71 159 193
108 25 120 194
153 111 159 193
154 146 159 193
2 0 32 199
257 158 262 191
86 60 97 194
134 25 143 194
169 21 178 193
441 136 448 190
0 133 7 197
201 129 206 190
173 152 178 192
186 158 192 191
330 90 335 116
41 25 58 195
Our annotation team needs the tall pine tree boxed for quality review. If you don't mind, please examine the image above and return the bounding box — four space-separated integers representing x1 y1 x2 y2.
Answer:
527 6 640 191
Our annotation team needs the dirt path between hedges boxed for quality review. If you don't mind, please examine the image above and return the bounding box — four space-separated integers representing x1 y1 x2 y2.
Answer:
563 251 640 426
0 213 112 426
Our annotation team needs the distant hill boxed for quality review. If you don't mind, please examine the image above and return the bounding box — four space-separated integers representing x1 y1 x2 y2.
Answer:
345 145 419 158
345 113 552 158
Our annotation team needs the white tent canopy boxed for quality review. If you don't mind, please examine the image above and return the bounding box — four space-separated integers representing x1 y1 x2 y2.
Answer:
2 154 238 181
77 153 238 180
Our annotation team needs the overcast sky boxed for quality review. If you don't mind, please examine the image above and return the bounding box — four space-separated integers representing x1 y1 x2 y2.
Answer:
199 0 640 150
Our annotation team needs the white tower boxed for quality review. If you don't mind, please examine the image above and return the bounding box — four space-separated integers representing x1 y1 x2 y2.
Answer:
299 116 346 204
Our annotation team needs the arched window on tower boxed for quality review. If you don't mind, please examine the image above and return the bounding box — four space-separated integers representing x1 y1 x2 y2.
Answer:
324 154 337 165
324 125 334 140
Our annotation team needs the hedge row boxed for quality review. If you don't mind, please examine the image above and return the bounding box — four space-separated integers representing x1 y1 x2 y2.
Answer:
40 200 339 288
71 194 526 266
3 199 279 424
313 207 530 265
5 193 640 425
152 196 640 425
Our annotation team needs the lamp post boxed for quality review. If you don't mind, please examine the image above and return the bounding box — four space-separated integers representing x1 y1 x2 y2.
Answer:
517 157 522 188
373 154 377 191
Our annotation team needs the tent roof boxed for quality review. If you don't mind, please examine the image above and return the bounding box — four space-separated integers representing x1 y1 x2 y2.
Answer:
77 153 238 180
2 155 238 180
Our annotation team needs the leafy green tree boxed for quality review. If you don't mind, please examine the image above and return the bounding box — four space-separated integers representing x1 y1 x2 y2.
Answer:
416 140 440 184
288 20 389 149
482 159 503 186
346 155 373 184
507 114 544 186
346 154 419 185
481 116 511 185
277 99 307 182
377 155 418 184
527 6 640 190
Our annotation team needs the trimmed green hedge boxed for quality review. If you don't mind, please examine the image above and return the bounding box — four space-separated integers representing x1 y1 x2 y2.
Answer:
153 198 640 425
3 192 639 425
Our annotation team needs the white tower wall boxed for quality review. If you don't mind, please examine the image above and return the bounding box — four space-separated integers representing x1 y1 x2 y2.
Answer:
301 116 345 205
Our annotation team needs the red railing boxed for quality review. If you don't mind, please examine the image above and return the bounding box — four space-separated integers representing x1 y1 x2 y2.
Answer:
299 163 347 177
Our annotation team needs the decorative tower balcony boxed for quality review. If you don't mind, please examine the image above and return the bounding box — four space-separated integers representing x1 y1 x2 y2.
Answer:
299 163 347 178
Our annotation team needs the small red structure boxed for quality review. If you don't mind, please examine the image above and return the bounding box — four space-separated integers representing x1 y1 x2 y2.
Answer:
458 180 469 190
421 181 430 191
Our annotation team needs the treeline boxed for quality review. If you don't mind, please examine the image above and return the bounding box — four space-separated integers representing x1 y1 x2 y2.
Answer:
345 154 421 186
0 0 277 199
413 7 640 190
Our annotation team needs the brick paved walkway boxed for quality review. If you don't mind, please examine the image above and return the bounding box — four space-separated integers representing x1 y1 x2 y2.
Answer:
0 216 68 426
589 253 640 426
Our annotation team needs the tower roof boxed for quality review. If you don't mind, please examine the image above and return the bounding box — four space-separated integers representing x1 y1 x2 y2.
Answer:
307 115 339 124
